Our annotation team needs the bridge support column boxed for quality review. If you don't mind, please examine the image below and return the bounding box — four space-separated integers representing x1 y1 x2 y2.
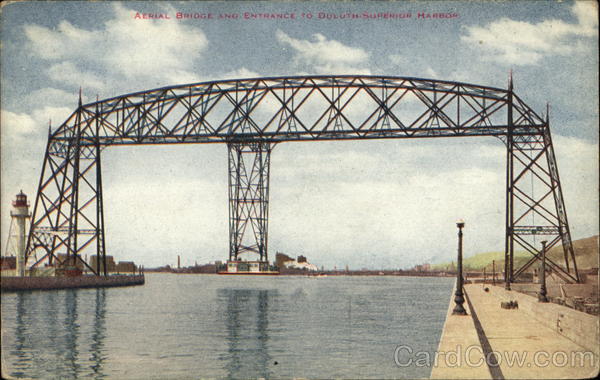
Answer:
25 104 106 275
504 97 579 284
227 142 272 263
505 79 514 289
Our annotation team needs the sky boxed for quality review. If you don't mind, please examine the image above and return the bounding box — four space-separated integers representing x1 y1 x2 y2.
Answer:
1 0 598 269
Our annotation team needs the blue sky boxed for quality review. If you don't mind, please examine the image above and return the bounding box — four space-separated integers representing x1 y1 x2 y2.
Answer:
1 1 598 269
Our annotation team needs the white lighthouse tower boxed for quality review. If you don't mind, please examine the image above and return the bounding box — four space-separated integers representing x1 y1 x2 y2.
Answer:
10 191 31 277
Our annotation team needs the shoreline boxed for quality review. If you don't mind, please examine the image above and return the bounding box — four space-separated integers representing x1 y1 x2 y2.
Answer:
148 269 460 277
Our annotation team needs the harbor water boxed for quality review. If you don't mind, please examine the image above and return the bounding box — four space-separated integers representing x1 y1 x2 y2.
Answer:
1 273 453 379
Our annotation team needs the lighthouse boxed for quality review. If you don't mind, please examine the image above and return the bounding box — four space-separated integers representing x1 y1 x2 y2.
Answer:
10 191 31 277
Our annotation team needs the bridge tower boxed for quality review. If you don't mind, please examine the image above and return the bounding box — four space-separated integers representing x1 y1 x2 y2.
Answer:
227 142 272 263
504 76 579 285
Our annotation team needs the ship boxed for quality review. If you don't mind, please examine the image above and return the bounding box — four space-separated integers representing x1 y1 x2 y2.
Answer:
217 260 279 275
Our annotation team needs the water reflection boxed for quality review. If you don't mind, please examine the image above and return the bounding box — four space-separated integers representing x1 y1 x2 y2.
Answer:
12 293 29 378
90 288 107 378
3 275 453 378
219 288 275 379
64 290 81 377
8 288 108 379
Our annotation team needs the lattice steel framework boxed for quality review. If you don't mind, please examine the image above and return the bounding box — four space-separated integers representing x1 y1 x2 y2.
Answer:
23 75 579 282
228 142 271 261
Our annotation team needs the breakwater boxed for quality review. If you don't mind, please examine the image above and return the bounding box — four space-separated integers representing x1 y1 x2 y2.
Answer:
431 284 598 379
1 274 145 291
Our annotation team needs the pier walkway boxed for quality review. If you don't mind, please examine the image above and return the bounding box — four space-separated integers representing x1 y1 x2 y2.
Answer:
431 284 599 379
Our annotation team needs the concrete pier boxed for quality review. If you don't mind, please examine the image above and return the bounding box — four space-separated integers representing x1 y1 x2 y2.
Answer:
1 274 145 291
431 283 491 379
431 283 599 379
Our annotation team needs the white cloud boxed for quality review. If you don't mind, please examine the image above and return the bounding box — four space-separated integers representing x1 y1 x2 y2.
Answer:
1 107 72 141
168 71 203 85
23 87 82 109
23 3 209 92
103 4 207 79
276 30 371 74
220 67 260 80
104 178 228 261
552 135 599 239
266 133 598 269
388 54 406 66
0 106 73 173
1 106 73 254
47 62 106 90
24 21 97 60
269 141 507 268
1 110 38 137
424 67 438 79
461 0 598 65
571 0 599 37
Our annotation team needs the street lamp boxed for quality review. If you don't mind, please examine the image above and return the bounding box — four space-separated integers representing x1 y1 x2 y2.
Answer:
452 219 467 315
538 240 549 303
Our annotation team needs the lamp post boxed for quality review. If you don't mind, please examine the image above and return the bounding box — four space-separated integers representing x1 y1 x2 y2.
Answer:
453 219 467 315
538 240 549 302
483 267 486 285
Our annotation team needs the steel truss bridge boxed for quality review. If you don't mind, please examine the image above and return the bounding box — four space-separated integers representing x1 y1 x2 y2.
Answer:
25 75 579 284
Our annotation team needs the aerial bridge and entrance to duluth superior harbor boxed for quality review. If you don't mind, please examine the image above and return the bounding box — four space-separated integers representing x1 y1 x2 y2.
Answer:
24 75 580 283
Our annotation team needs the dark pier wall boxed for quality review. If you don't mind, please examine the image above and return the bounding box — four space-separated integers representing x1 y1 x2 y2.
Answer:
1 274 145 291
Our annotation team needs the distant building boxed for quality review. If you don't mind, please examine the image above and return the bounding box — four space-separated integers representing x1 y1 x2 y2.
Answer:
116 261 136 273
275 252 294 268
276 252 317 271
289 260 318 271
89 255 117 273
57 254 85 270
413 263 431 272
1 256 16 270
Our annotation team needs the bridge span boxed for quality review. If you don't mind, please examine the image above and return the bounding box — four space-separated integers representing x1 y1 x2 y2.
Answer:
24 75 579 283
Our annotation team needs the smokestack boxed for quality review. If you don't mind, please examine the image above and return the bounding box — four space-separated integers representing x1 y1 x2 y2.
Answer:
177 255 180 269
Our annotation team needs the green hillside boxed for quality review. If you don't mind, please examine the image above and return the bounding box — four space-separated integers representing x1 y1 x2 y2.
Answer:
431 250 529 271
546 235 598 270
432 235 598 272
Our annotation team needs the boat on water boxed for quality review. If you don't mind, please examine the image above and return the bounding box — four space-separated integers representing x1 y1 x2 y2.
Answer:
217 260 279 275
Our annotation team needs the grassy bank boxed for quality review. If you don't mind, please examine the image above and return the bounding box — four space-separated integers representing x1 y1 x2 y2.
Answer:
432 235 598 272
